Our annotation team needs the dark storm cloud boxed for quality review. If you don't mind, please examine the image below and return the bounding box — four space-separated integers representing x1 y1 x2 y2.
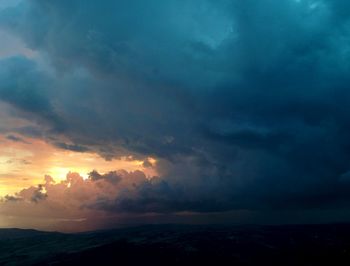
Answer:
1 0 350 215
53 142 90 153
30 184 47 203
0 57 49 113
6 134 29 143
0 56 65 132
88 170 122 184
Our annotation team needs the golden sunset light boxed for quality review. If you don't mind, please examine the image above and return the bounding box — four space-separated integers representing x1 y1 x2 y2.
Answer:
2 1 350 264
0 134 157 197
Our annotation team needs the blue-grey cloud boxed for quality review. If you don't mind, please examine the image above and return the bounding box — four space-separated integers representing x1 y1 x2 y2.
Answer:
6 134 29 143
1 0 350 218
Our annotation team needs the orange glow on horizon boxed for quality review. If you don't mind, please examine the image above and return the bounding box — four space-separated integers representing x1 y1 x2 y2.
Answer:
0 134 158 197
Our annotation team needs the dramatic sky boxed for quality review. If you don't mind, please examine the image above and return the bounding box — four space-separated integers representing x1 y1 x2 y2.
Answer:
1 0 350 232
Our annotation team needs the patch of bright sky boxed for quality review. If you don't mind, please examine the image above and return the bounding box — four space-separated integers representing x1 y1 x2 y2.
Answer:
0 132 158 196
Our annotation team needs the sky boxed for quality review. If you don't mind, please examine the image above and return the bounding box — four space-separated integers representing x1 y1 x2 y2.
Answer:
1 0 350 232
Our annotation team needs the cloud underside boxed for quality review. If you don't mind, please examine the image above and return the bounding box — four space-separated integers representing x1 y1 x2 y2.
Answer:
1 0 350 227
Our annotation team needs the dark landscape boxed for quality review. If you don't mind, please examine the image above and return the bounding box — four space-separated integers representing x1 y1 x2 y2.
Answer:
1 224 350 265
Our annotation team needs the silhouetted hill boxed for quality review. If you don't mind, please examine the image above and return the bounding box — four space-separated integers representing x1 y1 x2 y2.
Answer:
2 224 350 265
0 229 57 240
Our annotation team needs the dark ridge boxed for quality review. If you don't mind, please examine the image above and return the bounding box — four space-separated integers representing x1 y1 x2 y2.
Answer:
1 224 350 265
0 228 59 240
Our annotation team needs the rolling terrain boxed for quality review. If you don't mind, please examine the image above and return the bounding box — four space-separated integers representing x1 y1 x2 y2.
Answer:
2 224 350 265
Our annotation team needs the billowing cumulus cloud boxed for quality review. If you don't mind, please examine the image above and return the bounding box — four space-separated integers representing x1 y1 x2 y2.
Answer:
0 171 195 231
1 0 350 229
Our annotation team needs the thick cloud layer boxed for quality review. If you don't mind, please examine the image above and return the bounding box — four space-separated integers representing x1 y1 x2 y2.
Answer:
1 0 350 222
